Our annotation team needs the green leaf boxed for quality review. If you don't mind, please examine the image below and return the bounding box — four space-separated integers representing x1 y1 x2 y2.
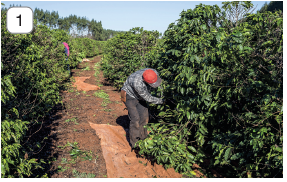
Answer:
158 112 166 117
238 44 243 51
202 25 207 30
275 146 282 153
187 154 195 160
186 111 191 120
1 163 6 175
243 46 253 51
188 146 197 153
224 148 232 161
214 159 220 165
177 147 185 154
216 33 221 42
190 170 197 176
180 87 185 95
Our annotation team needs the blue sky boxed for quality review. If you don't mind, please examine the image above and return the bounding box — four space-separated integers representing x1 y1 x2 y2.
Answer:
2 1 270 34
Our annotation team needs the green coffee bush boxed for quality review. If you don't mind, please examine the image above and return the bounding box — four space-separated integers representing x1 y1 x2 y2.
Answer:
101 27 160 89
139 3 282 177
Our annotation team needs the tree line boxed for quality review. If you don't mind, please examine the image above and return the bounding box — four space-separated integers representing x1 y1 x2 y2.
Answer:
1 4 125 41
1 1 282 41
258 1 283 13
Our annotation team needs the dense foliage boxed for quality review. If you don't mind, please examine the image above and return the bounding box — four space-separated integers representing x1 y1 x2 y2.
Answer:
71 38 104 58
137 3 283 178
101 2 283 178
101 27 161 89
1 9 103 177
1 15 67 177
1 1 283 178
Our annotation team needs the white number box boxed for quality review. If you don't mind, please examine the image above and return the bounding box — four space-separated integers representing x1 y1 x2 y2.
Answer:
7 7 34 34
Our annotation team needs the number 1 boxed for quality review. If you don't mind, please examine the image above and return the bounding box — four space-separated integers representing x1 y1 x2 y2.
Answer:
16 14 21 26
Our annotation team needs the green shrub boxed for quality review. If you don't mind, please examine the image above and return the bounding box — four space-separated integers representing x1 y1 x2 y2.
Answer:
137 3 282 178
69 38 105 60
1 10 81 177
101 27 160 89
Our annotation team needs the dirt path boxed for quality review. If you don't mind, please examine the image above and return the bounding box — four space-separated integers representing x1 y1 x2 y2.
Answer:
41 55 183 178
40 55 206 178
43 56 128 178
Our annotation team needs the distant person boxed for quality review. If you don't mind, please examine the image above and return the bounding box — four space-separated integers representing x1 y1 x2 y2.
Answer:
121 68 164 151
62 42 70 75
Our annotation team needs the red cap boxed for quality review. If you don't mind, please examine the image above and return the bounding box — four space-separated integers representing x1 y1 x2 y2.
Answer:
143 69 157 84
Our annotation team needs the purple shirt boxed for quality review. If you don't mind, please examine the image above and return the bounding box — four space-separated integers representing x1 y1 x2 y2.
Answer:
63 42 69 56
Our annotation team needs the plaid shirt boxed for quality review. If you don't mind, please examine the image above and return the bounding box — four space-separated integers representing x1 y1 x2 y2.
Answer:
121 68 163 104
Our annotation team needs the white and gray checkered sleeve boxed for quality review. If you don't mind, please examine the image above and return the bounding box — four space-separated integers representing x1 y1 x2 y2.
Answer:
134 79 163 104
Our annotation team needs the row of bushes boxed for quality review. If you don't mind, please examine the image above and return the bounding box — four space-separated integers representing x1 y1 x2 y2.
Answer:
101 27 161 89
101 2 282 178
71 38 105 59
1 10 103 177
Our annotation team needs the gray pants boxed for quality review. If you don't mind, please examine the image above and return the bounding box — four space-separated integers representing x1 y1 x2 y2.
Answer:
124 94 149 148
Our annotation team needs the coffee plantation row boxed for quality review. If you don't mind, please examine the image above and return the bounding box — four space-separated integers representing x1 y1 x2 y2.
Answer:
1 11 104 177
101 3 282 178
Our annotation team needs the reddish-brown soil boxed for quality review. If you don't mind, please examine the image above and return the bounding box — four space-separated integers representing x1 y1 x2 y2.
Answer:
32 55 205 178
48 56 134 178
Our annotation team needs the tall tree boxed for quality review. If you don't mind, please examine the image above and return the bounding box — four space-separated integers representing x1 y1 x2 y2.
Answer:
258 1 283 13
220 1 257 28
2 4 123 40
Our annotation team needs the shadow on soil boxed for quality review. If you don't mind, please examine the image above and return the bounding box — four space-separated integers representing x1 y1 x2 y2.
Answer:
115 115 156 163
116 115 131 147
116 115 129 129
